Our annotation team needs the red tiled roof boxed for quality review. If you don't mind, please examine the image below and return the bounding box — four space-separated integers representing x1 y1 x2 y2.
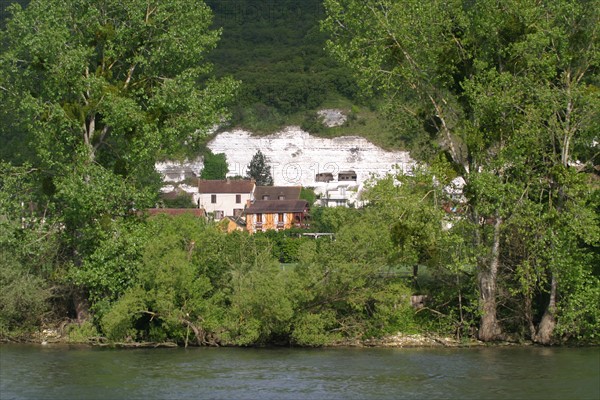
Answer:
198 179 255 194
245 200 309 214
145 208 206 217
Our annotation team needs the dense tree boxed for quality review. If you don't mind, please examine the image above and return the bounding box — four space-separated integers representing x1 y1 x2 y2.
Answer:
246 150 273 186
1 0 238 321
323 0 599 342
205 0 359 130
101 215 225 346
0 163 57 335
200 149 228 180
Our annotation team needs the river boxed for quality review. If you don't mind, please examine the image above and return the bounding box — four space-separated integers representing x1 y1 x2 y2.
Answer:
1 344 598 400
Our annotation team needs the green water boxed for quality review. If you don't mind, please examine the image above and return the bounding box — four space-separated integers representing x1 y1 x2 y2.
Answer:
1 344 598 400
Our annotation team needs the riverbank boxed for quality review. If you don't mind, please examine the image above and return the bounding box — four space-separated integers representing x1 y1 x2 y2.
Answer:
1 326 528 349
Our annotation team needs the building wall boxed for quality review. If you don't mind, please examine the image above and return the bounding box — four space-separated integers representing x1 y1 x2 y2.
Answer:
195 193 251 218
246 212 292 234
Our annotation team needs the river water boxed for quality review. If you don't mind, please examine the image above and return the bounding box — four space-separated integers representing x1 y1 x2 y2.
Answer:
1 344 598 400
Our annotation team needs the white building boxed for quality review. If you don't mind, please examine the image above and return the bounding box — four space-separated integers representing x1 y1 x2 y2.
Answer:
319 181 361 207
195 179 255 220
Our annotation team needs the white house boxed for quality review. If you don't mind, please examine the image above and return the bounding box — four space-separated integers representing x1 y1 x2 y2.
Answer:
195 179 255 220
318 181 360 207
311 169 360 207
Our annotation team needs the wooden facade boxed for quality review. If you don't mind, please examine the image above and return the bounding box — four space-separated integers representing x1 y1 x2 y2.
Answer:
244 200 309 234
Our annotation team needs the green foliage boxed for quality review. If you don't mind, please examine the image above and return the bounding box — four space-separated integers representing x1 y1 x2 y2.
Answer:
206 0 359 121
323 0 600 343
161 193 196 209
309 206 361 233
224 258 294 345
555 275 600 344
66 321 99 343
1 0 238 333
101 214 225 344
0 163 57 336
246 150 273 186
291 311 339 346
101 287 148 341
0 257 50 335
2 0 238 170
300 187 317 206
200 150 228 180
301 112 326 134
69 218 150 310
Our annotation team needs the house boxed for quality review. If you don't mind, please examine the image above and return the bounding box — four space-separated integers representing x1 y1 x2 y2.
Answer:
195 179 255 220
319 182 359 207
253 186 301 201
313 169 362 208
218 215 247 233
245 200 310 234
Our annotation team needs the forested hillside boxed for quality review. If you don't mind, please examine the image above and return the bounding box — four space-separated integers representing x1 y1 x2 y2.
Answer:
205 0 360 130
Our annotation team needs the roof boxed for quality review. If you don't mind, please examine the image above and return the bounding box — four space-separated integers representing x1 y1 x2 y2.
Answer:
159 189 192 200
145 208 206 217
198 179 255 194
245 200 309 214
223 215 247 227
254 186 301 201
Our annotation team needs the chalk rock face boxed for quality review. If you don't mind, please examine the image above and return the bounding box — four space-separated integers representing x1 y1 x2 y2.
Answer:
155 158 204 183
207 127 415 203
317 109 347 127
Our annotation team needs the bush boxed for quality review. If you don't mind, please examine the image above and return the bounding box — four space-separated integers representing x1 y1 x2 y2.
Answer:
0 257 50 335
67 321 99 343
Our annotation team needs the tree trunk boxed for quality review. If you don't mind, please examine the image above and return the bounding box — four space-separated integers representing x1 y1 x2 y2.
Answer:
73 288 90 323
478 216 503 341
535 272 557 344
524 293 536 341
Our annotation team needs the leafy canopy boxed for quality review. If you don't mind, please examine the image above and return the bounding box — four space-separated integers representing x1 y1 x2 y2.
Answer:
1 0 239 173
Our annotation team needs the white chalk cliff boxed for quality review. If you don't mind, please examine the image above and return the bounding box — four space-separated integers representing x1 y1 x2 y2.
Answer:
155 126 415 206
208 127 414 187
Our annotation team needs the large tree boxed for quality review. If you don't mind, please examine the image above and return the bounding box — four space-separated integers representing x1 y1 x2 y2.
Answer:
247 150 273 186
323 0 599 342
1 0 238 321
1 0 238 170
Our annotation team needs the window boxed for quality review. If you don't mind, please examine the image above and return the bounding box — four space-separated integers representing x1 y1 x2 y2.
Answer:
278 213 284 222
256 213 262 223
236 194 241 203
262 195 270 200
211 194 217 204
278 195 285 200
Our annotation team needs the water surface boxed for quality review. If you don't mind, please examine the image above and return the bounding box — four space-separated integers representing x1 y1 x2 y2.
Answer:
1 344 598 399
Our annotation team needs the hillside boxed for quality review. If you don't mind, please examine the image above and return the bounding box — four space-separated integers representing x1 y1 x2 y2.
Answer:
204 0 401 149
